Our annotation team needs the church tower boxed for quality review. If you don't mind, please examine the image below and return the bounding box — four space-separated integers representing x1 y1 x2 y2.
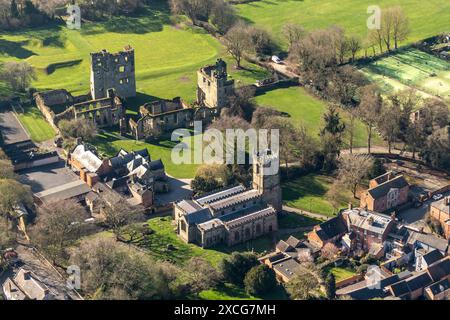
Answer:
252 149 282 212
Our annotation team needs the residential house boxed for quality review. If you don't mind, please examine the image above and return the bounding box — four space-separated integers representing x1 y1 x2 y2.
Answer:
360 172 409 213
2 269 55 300
307 215 348 248
341 208 395 257
430 196 450 239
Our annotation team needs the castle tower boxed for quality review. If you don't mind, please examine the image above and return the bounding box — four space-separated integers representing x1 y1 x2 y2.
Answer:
90 46 137 100
197 59 235 110
252 149 282 213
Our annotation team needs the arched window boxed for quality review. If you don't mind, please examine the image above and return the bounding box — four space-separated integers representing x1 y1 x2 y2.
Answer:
234 232 240 241
256 224 262 235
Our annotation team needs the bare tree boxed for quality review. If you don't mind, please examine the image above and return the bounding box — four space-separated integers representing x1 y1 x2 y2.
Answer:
31 199 87 264
321 243 340 260
0 159 16 179
390 6 410 49
378 100 401 153
224 22 251 68
282 23 305 51
0 61 36 92
358 84 382 154
58 118 98 141
337 153 374 198
184 257 221 293
347 35 361 61
101 199 140 240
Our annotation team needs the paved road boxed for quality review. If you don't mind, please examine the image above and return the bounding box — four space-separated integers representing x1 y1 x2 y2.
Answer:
0 110 29 144
283 205 330 221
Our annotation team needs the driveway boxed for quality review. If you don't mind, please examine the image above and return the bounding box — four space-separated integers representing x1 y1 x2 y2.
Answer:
0 110 29 144
398 190 450 229
155 176 193 206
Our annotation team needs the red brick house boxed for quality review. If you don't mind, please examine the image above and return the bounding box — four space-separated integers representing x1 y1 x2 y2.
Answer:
360 172 409 213
430 196 450 239
307 215 348 248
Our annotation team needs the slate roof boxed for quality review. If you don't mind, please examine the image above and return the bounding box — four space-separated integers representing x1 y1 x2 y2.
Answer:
148 159 164 171
195 185 246 205
427 256 450 282
184 208 213 225
367 175 409 200
34 180 91 204
426 278 450 296
345 209 393 235
314 215 347 242
176 199 203 214
285 236 302 248
408 231 449 253
272 257 302 281
209 189 260 211
276 240 295 253
422 249 444 266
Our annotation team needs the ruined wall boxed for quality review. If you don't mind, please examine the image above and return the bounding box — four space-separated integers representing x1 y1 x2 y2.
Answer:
90 47 137 100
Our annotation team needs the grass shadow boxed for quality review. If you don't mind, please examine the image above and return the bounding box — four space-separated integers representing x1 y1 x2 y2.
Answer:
0 39 35 59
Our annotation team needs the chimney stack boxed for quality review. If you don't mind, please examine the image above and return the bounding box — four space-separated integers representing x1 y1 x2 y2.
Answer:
445 196 450 206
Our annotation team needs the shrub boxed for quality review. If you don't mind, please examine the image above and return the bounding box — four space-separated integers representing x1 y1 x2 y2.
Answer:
244 264 277 296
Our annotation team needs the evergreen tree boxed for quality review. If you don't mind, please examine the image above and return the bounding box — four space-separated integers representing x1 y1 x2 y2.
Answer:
325 273 336 300
244 264 277 296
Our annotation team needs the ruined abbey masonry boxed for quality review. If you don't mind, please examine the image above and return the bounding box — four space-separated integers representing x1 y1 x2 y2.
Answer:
90 46 137 100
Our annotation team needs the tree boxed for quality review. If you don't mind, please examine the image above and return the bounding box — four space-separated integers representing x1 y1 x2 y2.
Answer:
218 252 259 286
358 84 382 154
337 154 374 198
369 158 386 179
390 6 410 49
320 105 346 171
58 118 97 141
321 242 340 260
31 199 87 264
191 176 222 196
0 179 32 220
210 0 236 34
244 264 277 296
246 25 274 56
282 23 305 52
378 100 401 153
261 116 302 176
0 61 36 92
169 0 213 25
224 23 250 68
286 269 320 300
0 159 15 179
381 8 394 52
184 257 221 293
420 126 450 171
327 65 367 105
325 273 336 300
70 237 179 299
348 35 361 61
102 199 140 240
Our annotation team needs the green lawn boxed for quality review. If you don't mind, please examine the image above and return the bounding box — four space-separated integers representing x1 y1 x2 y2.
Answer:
278 211 322 229
360 48 450 102
199 283 260 300
253 87 383 148
235 0 450 50
282 173 359 216
15 105 55 142
0 0 269 102
327 267 357 282
92 131 200 179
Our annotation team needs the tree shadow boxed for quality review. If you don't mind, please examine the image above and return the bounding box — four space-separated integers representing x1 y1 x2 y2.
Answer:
81 2 172 35
0 39 35 59
282 174 328 202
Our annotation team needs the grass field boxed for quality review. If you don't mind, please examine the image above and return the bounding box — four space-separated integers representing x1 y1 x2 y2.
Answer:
282 173 359 216
0 0 268 101
253 87 383 148
15 105 55 142
92 131 200 179
360 48 450 102
235 0 450 50
327 267 357 282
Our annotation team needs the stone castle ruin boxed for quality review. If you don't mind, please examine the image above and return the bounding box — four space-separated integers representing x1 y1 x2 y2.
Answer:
34 48 235 140
197 58 235 109
90 46 137 100
131 59 235 139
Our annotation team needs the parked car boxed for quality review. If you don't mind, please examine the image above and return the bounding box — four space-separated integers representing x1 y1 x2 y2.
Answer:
271 55 282 64
433 194 443 201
